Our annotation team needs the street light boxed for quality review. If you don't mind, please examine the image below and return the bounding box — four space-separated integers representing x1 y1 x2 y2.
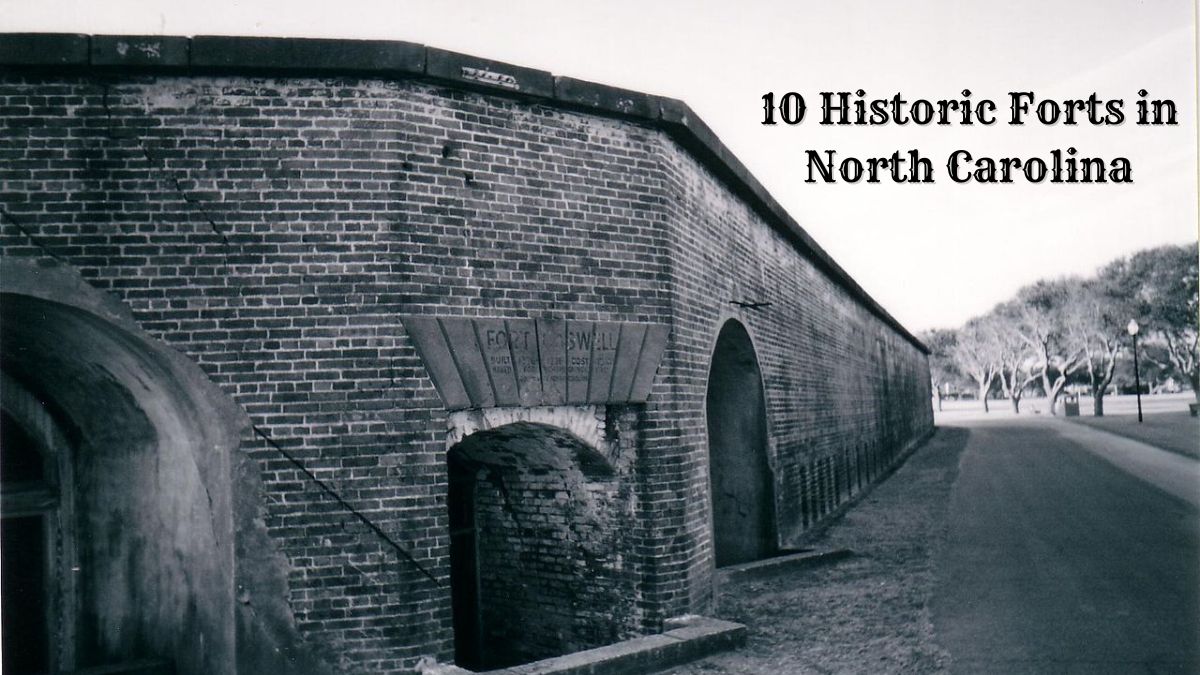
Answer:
1127 319 1143 423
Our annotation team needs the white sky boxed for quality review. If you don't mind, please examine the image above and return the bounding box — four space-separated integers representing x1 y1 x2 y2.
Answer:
2 0 1197 332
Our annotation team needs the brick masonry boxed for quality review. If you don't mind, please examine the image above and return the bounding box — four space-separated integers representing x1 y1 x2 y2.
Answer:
449 413 640 668
0 35 932 675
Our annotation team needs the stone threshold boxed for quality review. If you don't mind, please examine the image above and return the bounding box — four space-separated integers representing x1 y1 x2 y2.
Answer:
420 615 746 675
716 548 855 584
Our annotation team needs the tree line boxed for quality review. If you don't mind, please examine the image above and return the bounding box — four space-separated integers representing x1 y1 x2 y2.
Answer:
920 242 1198 416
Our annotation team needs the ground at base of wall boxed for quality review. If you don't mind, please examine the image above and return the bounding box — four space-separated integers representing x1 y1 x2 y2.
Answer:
658 428 963 675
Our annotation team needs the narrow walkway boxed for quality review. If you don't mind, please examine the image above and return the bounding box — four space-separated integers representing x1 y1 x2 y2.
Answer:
1053 420 1200 506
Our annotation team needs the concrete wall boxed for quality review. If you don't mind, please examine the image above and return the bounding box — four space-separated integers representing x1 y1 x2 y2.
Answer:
0 259 336 675
0 38 931 673
0 264 239 674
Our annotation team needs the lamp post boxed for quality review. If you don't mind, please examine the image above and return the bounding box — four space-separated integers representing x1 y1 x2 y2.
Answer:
1127 319 1143 423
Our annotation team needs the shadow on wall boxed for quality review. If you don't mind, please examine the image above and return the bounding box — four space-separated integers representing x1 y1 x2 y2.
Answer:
0 289 238 674
0 258 334 675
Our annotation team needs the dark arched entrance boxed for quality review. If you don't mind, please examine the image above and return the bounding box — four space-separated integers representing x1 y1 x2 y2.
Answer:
0 392 68 675
0 275 241 675
706 319 776 567
446 421 634 670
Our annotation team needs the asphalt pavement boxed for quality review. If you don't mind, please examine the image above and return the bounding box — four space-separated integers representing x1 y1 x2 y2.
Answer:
932 419 1200 674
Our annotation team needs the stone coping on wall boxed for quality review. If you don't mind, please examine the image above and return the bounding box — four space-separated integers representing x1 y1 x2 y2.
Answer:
0 32 927 354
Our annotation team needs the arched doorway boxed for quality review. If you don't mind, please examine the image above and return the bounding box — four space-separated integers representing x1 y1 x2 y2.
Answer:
706 319 776 567
0 384 73 675
0 277 240 675
446 421 634 670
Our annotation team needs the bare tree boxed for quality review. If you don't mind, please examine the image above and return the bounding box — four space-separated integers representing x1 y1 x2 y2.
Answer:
919 328 961 412
951 318 1000 412
1064 276 1130 416
941 242 1196 412
989 305 1039 413
1012 279 1086 415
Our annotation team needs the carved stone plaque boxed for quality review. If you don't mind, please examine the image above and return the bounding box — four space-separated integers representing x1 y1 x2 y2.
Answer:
402 315 670 410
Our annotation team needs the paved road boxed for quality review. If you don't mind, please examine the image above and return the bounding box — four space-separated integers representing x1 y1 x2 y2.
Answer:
932 419 1200 674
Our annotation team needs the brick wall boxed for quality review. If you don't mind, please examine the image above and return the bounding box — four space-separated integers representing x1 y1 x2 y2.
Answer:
0 54 931 674
634 139 934 620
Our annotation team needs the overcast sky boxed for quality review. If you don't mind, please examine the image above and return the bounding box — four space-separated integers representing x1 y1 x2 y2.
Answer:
2 0 1196 332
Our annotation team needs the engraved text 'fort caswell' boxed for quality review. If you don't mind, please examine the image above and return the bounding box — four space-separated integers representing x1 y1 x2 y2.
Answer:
401 316 669 410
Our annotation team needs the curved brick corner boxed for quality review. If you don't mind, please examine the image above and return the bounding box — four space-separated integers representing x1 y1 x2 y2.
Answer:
0 31 926 354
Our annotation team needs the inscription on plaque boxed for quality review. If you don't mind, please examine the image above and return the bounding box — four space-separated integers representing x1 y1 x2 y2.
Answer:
460 66 520 90
505 319 542 407
537 317 567 405
587 322 621 403
566 321 595 404
477 318 520 406
401 315 670 410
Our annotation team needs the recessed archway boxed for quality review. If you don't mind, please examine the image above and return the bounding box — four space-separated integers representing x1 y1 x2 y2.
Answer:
0 260 246 675
446 421 633 670
0 382 72 675
706 319 776 567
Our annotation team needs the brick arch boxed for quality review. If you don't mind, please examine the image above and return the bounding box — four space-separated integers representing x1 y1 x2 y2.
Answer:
446 405 617 464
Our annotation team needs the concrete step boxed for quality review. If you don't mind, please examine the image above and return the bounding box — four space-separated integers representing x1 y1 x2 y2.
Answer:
422 616 746 675
715 548 854 584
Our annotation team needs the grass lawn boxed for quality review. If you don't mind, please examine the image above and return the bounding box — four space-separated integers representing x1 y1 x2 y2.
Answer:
1066 411 1199 460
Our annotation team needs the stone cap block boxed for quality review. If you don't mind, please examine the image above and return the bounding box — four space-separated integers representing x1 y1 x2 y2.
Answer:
0 33 88 65
426 48 554 99
554 75 657 120
190 35 425 74
91 35 190 67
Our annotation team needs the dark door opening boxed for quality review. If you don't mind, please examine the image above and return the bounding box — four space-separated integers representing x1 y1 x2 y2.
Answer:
447 454 483 670
706 320 776 567
445 422 631 671
1 411 52 674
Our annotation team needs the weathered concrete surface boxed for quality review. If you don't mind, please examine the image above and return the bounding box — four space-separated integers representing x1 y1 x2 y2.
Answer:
713 549 854 584
1 275 238 674
0 258 334 675
476 616 744 675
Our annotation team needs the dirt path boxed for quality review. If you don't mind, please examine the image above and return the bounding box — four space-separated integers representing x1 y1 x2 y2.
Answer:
660 428 968 674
